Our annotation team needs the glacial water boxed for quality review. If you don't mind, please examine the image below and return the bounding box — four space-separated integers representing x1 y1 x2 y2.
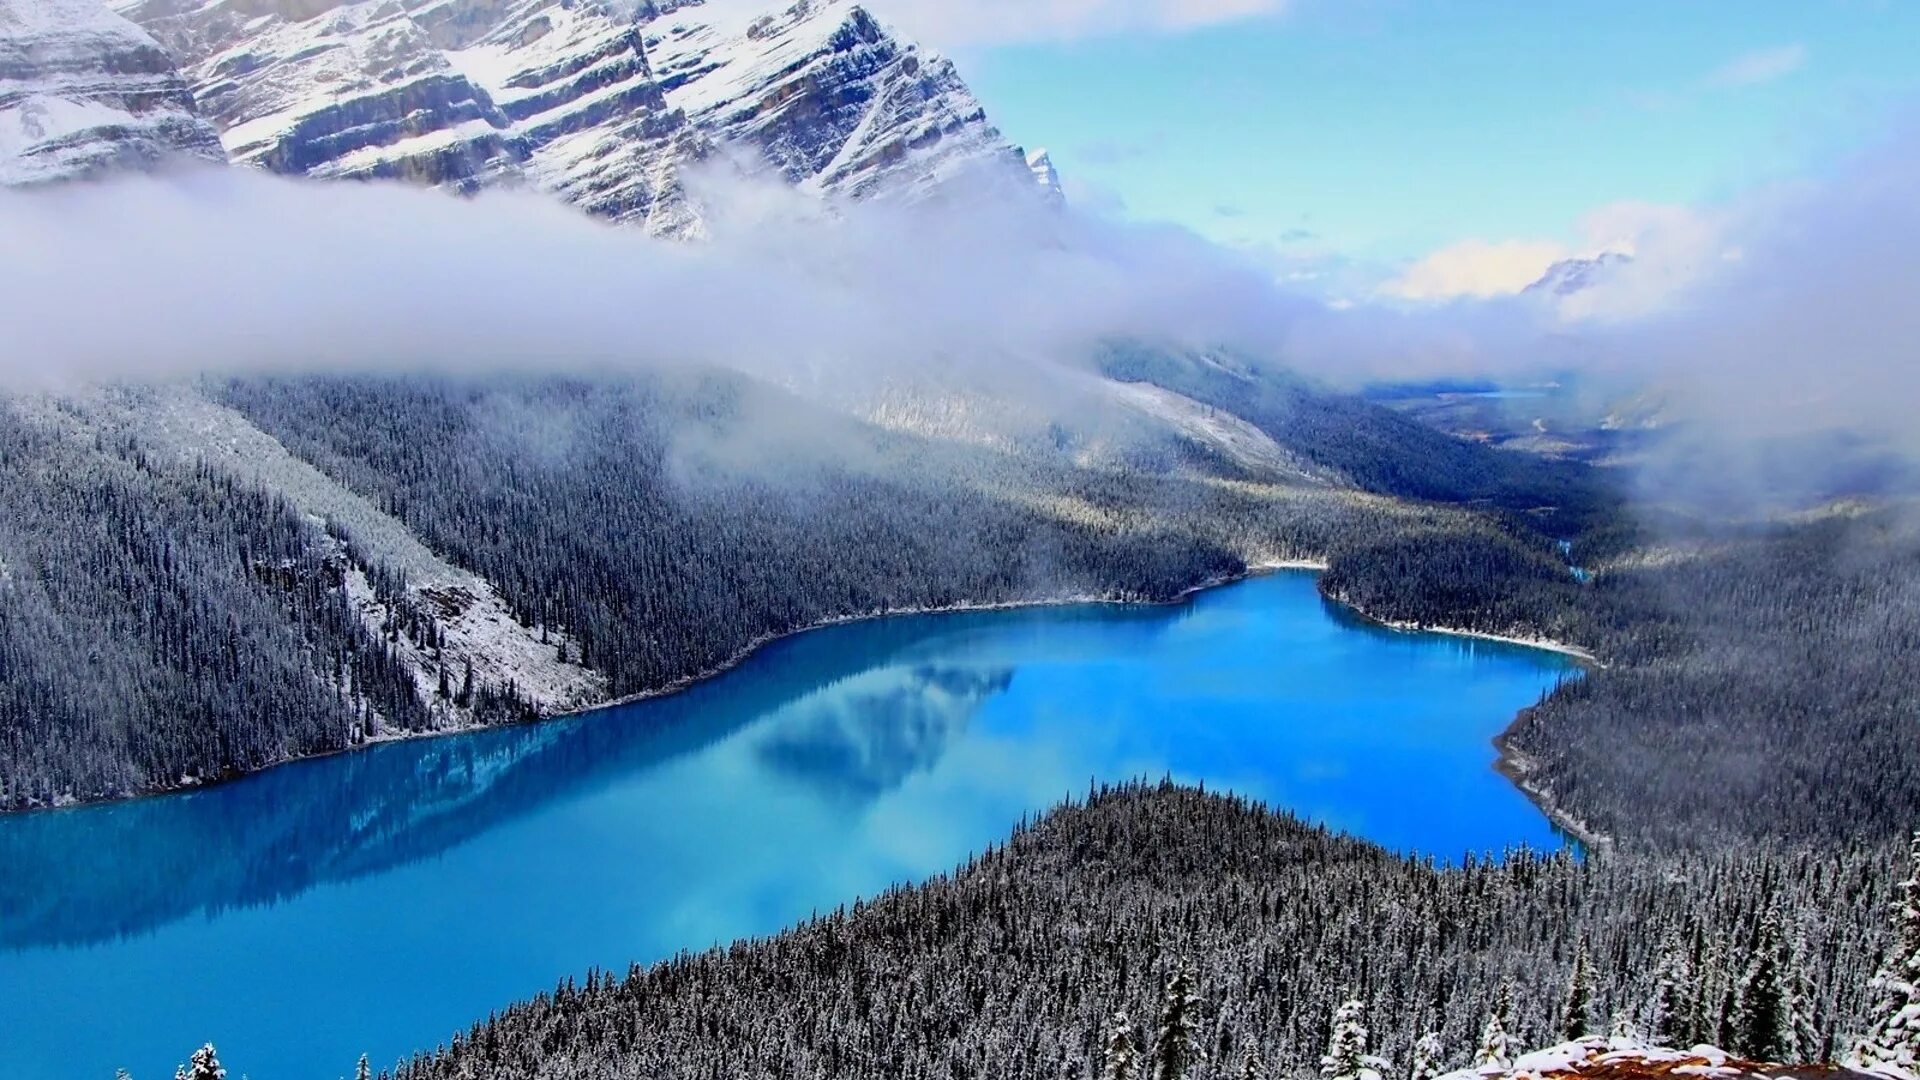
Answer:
0 571 1579 1079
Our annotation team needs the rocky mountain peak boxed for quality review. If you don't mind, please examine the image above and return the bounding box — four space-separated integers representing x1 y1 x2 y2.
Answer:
88 0 1029 233
1025 145 1063 203
0 0 225 186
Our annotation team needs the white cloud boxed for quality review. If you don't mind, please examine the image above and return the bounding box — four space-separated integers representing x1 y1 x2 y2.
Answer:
1380 200 1726 310
870 0 1286 47
1557 200 1729 320
1382 239 1569 301
0 165 1311 393
1704 44 1806 88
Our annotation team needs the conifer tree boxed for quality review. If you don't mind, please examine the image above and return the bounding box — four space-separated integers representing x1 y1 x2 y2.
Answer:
1649 943 1693 1048
1322 1000 1375 1080
1476 984 1516 1070
1240 1047 1267 1080
175 1045 225 1080
357 1053 374 1080
1150 971 1204 1080
1102 1011 1141 1080
1561 940 1596 1041
1783 928 1820 1062
1736 911 1790 1061
1850 833 1920 1079
1409 1032 1446 1080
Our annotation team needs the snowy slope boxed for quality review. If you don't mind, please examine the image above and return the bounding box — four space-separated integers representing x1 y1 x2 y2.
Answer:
0 0 224 185
643 0 1021 200
12 383 608 720
111 0 1027 232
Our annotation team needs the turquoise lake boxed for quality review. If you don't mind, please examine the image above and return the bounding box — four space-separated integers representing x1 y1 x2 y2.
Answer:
0 571 1579 1079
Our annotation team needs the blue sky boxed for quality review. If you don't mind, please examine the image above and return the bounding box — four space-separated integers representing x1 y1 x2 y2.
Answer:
944 2 1920 280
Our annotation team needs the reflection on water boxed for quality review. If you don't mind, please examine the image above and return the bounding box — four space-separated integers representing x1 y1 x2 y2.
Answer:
0 572 1576 1080
755 665 1014 801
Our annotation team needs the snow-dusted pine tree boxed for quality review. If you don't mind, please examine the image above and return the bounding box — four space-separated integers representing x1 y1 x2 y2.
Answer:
1784 928 1821 1062
356 1053 373 1080
1649 942 1694 1048
175 1044 225 1080
1849 833 1920 1079
1150 971 1204 1080
1736 910 1790 1061
1475 984 1516 1071
1103 1012 1142 1080
1409 1031 1446 1080
1322 1000 1372 1080
1239 1047 1268 1080
1562 940 1596 1040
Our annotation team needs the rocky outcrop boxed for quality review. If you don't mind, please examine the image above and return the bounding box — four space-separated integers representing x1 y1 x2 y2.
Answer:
1440 1039 1881 1080
108 0 1028 233
0 0 225 185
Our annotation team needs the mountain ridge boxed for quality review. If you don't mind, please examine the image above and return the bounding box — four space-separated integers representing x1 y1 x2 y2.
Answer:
103 0 1037 231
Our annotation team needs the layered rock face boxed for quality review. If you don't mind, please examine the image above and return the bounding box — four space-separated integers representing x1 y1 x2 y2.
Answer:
110 0 1030 232
0 0 225 185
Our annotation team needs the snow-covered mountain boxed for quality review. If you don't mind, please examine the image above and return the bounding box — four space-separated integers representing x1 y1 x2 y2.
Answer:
109 0 1030 233
1025 145 1062 203
1525 251 1633 297
0 0 224 185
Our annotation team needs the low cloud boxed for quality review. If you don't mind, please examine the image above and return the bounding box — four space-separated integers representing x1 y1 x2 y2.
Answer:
872 0 1286 47
1383 239 1570 301
4 112 1919 487
0 164 1305 395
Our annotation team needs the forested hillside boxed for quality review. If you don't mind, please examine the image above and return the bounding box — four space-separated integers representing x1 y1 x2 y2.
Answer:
0 401 446 803
384 783 1896 1080
0 365 1554 809
1321 507 1920 851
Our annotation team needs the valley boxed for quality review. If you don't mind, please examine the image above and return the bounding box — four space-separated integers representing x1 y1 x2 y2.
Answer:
4 2 1919 1079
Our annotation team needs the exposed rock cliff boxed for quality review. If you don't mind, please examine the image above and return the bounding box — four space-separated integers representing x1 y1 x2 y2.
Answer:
0 0 224 185
110 0 1028 232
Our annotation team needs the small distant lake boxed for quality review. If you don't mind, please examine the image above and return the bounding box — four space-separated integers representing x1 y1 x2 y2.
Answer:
0 571 1579 1079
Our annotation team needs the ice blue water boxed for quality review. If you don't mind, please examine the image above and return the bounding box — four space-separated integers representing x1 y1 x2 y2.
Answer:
0 572 1578 1079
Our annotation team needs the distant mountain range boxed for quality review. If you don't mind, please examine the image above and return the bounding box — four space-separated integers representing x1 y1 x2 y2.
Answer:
3 0 1057 230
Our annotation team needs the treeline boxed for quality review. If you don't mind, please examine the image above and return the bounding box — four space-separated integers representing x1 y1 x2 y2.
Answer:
382 783 1897 1080
1322 508 1920 851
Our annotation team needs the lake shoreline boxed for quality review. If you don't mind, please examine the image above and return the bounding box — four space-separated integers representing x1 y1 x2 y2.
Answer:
1316 591 1609 852
1491 723 1614 852
6 556 1589 826
4 560 1321 818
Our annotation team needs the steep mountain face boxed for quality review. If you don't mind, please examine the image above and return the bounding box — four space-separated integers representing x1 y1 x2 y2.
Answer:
0 0 224 185
111 0 1027 232
1025 145 1062 203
